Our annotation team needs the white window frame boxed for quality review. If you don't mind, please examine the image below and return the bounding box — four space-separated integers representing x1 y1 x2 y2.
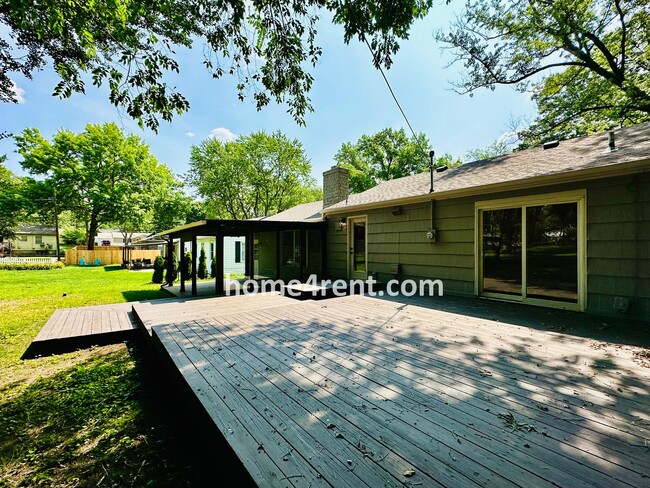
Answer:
474 190 587 311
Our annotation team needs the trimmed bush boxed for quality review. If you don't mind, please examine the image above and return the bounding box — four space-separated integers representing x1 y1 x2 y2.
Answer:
210 255 216 278
181 251 192 280
198 244 207 279
0 261 65 271
164 252 178 283
152 255 165 283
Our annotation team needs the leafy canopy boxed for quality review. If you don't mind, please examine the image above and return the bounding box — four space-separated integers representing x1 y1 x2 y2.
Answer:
0 159 27 241
15 122 185 249
188 131 320 220
437 0 650 144
1 0 433 130
334 128 458 193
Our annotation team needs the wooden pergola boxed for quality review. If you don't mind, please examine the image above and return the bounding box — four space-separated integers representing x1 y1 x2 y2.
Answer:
159 219 328 296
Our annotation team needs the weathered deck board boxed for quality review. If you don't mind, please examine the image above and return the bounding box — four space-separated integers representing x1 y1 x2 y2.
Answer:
23 302 140 359
141 295 650 487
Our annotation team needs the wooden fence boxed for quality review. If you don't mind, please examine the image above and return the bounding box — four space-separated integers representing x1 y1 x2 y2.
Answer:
65 247 160 266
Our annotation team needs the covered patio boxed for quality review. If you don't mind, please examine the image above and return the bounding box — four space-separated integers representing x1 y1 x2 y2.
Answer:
160 219 327 296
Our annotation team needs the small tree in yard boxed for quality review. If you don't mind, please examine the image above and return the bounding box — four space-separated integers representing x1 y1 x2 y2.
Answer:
182 251 193 281
152 255 165 284
210 255 217 279
165 252 179 284
198 244 207 279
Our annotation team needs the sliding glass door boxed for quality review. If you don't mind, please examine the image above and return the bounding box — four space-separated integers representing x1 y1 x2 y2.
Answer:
477 191 585 310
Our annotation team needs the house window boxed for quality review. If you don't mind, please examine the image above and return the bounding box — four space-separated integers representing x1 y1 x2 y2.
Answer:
282 230 300 267
476 190 586 311
35 236 43 245
234 241 242 263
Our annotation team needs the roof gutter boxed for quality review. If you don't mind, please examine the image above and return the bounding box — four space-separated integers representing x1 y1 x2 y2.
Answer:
322 158 650 215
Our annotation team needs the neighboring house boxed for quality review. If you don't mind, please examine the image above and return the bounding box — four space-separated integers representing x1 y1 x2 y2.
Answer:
161 123 650 321
189 237 246 275
6 226 57 256
323 123 650 321
94 230 151 247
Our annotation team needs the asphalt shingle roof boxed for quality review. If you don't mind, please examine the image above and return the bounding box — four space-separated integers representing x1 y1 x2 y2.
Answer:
261 200 323 222
324 122 650 212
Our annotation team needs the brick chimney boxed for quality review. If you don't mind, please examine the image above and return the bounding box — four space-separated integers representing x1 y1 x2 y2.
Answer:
323 165 349 209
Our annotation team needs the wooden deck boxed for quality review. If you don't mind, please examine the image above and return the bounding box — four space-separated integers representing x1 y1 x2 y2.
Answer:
136 294 650 487
22 302 140 359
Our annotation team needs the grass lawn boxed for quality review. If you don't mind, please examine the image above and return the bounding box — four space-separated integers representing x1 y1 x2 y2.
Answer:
0 265 211 487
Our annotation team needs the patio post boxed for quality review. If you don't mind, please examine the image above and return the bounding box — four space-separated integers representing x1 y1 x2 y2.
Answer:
299 227 306 281
166 238 174 286
179 239 185 292
191 236 198 296
215 232 224 295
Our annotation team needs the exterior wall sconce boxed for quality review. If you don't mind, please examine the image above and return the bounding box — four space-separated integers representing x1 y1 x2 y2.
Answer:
338 218 347 231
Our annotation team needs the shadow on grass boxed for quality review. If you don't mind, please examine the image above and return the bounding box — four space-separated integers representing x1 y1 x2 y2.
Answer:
122 289 173 302
0 343 226 487
103 265 124 272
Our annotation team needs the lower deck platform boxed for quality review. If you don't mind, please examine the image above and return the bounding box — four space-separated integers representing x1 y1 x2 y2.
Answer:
135 294 650 487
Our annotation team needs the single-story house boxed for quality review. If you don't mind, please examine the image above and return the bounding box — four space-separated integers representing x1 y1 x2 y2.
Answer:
5 226 58 256
323 123 650 321
161 123 649 321
94 230 152 247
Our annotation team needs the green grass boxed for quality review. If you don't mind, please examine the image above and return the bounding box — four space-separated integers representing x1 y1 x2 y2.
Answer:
0 265 211 487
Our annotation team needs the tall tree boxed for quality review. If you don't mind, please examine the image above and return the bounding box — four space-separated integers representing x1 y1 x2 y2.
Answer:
188 131 319 219
437 0 650 144
15 123 181 249
334 128 456 193
0 158 26 244
1 1 433 130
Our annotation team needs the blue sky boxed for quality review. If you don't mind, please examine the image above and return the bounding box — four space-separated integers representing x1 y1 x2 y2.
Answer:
1 8 536 186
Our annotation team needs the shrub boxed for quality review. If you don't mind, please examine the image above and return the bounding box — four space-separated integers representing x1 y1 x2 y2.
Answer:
152 255 165 284
164 252 178 283
0 261 65 271
181 251 192 280
61 228 86 245
210 255 216 278
198 244 207 279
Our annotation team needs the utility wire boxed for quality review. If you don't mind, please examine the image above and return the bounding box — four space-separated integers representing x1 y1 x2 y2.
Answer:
363 38 432 161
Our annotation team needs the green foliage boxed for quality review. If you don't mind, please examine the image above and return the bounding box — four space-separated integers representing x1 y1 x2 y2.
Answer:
198 244 207 280
15 123 184 249
181 251 193 281
0 261 65 270
188 131 320 219
210 256 217 279
152 255 165 283
164 252 179 284
437 0 650 144
60 228 85 245
0 160 27 241
335 128 458 193
1 1 433 130
465 140 512 162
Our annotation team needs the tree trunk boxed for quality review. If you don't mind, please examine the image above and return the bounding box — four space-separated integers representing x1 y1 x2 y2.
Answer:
87 217 98 250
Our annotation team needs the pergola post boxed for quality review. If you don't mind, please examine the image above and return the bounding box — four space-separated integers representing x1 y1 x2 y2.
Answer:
191 236 198 296
179 239 185 292
246 229 254 280
275 230 281 280
166 238 174 286
299 228 307 282
215 233 224 295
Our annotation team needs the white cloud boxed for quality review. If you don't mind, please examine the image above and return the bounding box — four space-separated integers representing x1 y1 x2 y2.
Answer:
208 127 236 142
10 80 25 104
185 131 196 138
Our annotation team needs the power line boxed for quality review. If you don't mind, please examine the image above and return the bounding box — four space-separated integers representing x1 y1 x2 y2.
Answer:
363 38 419 141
